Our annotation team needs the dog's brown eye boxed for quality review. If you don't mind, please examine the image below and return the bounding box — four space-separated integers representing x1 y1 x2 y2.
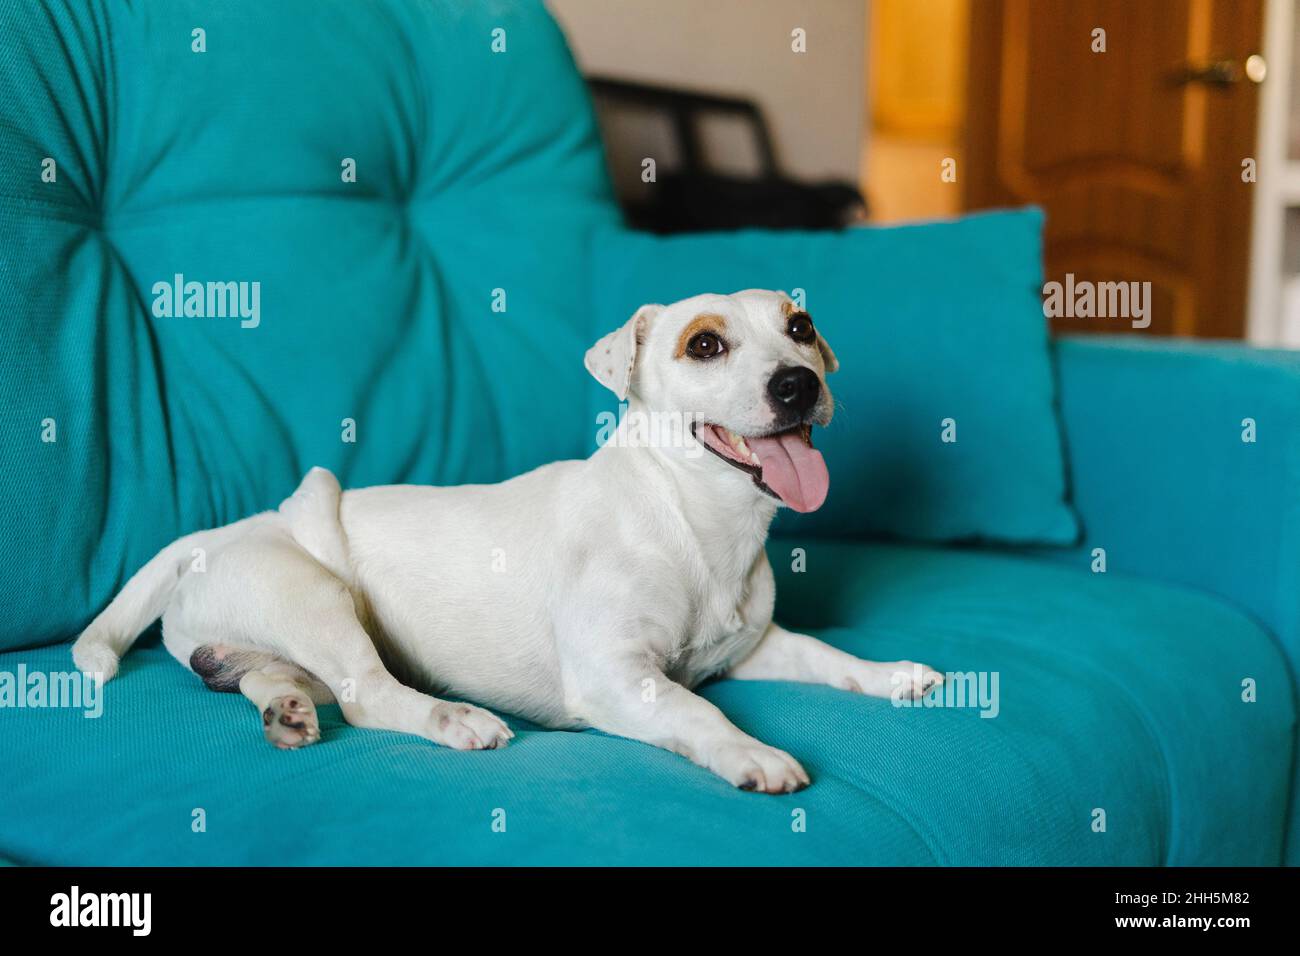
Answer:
687 332 726 359
787 313 816 344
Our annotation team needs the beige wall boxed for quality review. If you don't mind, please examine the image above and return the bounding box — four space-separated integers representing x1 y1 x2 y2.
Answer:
864 0 967 222
546 0 867 184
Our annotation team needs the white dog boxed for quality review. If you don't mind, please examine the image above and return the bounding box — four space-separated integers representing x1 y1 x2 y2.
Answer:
74 290 940 793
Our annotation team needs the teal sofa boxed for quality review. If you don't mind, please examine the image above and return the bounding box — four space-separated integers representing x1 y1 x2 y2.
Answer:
1 1 1296 866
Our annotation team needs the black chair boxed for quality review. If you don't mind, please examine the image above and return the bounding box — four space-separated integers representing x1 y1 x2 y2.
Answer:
587 76 866 233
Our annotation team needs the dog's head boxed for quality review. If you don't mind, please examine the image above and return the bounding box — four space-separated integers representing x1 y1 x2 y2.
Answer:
585 289 837 513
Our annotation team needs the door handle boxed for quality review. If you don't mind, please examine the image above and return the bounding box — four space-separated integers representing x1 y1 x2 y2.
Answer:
1176 54 1267 86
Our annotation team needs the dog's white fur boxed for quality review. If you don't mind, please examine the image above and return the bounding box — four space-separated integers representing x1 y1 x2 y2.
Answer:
73 290 939 792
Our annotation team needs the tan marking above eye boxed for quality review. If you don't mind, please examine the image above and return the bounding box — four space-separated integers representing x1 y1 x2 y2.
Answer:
674 313 728 358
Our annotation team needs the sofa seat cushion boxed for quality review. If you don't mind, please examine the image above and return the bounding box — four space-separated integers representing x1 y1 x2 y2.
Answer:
0 543 1291 865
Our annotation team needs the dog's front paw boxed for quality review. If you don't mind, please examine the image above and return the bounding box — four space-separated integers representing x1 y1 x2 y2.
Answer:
708 740 810 794
263 695 321 750
427 702 513 751
890 661 944 700
840 660 943 701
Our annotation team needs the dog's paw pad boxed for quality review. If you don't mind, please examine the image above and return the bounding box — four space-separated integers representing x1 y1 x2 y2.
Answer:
262 695 321 750
428 702 513 751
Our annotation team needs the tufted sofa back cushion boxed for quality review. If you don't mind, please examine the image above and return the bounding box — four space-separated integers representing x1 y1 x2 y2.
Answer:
0 0 619 649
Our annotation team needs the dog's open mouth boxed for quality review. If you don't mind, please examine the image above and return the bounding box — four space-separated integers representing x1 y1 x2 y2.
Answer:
693 422 829 513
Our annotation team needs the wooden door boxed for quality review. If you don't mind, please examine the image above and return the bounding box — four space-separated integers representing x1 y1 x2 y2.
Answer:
964 0 1263 337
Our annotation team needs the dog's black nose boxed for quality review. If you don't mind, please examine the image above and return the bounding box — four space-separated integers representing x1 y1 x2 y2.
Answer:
767 366 821 415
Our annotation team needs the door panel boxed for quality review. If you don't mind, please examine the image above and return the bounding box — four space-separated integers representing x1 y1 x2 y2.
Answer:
965 0 1262 337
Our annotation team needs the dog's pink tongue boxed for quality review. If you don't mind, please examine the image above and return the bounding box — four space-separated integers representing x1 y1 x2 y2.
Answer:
748 432 829 513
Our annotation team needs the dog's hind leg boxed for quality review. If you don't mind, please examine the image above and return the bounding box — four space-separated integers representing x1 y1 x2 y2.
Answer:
296 611 513 750
240 662 326 750
275 467 502 742
237 536 511 750
168 517 512 750
188 644 331 749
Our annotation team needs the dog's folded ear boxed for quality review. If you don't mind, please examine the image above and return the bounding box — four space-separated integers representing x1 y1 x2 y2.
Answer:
585 304 661 400
817 333 839 374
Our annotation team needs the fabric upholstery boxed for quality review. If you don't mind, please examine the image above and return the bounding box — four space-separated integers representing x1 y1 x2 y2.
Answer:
1046 336 1300 863
0 542 1290 865
0 0 619 651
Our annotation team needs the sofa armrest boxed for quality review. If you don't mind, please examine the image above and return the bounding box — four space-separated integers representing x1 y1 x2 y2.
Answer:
1052 335 1300 861
1054 336 1300 652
